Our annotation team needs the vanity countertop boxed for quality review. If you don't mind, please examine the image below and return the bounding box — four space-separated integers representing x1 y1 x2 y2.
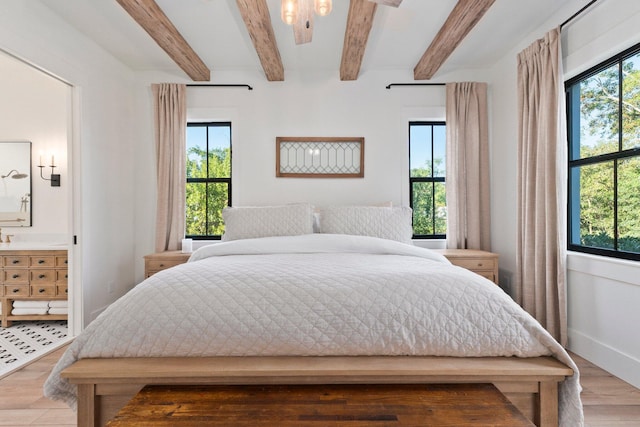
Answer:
0 242 68 251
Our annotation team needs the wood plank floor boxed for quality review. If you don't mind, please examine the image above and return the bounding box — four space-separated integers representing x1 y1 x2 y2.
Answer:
0 345 638 426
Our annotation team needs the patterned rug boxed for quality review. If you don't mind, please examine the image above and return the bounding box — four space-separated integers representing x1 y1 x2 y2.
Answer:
0 320 70 379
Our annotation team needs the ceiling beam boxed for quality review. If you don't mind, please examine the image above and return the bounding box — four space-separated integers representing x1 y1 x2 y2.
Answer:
368 0 403 7
115 0 210 81
340 0 378 81
236 0 285 81
413 0 495 80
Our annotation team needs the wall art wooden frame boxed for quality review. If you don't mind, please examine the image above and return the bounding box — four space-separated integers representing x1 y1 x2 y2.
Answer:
276 137 364 178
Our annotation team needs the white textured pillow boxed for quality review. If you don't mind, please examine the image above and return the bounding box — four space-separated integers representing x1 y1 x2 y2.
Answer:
317 206 413 243
222 204 314 241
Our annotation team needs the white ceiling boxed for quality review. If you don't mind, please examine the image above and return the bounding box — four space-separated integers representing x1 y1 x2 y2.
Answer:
38 0 575 80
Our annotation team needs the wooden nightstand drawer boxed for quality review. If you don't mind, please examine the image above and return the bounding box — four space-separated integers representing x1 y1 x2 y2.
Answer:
450 257 497 271
434 249 499 285
144 251 191 278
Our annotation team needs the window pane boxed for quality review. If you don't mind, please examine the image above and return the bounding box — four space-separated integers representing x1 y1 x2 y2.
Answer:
186 127 207 179
578 162 615 249
622 52 640 150
186 182 207 236
412 181 434 235
206 182 228 236
186 182 229 236
410 124 432 177
434 181 447 234
617 157 640 252
433 125 446 177
208 125 231 178
578 63 620 158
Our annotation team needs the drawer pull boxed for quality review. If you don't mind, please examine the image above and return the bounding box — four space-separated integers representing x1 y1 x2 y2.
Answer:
12 288 20 293
38 288 46 293
12 274 20 279
12 259 20 264
160 263 165 267
65 288 68 294
38 259 46 264
477 262 484 267
39 274 46 279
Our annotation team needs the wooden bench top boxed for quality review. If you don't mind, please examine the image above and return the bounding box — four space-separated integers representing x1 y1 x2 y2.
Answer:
105 383 535 426
62 355 573 385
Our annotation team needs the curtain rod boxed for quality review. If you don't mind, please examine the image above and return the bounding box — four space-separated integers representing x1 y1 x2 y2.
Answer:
186 84 253 90
386 83 446 89
560 0 600 29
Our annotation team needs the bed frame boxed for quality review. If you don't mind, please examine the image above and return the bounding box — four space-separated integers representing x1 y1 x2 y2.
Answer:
61 355 573 427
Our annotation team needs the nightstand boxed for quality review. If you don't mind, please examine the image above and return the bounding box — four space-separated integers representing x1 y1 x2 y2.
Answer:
144 251 191 278
434 249 499 284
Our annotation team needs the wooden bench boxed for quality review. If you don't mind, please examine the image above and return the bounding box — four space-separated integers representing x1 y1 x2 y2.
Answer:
61 355 573 427
105 383 535 426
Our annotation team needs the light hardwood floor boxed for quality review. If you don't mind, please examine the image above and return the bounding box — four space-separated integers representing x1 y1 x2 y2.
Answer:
0 346 639 426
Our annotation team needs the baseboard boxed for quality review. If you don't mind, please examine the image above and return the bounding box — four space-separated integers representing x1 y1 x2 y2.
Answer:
568 328 640 389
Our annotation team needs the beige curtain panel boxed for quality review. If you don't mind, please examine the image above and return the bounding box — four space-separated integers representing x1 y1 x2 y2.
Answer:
152 83 187 252
445 82 491 251
516 27 568 346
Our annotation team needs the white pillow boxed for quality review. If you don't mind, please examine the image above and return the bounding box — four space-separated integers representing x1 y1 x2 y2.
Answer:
222 204 314 241
317 206 413 243
312 202 392 232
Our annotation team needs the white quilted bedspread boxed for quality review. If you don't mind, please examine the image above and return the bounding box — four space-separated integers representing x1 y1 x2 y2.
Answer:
44 234 583 425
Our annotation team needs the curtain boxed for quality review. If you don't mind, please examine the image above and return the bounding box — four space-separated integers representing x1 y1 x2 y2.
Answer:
445 82 491 251
152 83 187 252
516 27 567 345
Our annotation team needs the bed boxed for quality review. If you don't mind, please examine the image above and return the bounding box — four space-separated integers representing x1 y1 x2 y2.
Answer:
44 205 583 426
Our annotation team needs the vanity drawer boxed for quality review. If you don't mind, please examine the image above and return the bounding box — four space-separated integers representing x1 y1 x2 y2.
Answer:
4 285 29 297
30 270 56 284
57 284 68 296
55 256 68 268
2 256 29 268
4 270 29 284
30 256 56 268
31 285 56 297
56 270 68 284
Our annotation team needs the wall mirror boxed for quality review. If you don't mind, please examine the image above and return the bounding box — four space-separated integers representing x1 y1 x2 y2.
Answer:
0 141 32 227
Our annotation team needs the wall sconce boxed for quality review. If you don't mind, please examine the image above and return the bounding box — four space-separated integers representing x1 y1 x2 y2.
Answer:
38 154 60 187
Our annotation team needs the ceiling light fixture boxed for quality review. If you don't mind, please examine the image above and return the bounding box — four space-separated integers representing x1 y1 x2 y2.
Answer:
281 0 332 25
281 0 298 25
314 0 332 16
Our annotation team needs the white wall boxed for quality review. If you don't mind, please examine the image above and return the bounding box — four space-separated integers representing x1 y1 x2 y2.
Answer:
0 51 69 236
132 66 491 278
488 0 640 388
0 1 140 328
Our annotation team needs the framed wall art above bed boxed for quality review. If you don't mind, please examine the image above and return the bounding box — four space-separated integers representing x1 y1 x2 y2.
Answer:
276 137 364 178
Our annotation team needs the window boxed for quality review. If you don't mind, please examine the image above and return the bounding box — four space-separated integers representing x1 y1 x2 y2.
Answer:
566 42 640 261
185 122 231 239
409 121 446 238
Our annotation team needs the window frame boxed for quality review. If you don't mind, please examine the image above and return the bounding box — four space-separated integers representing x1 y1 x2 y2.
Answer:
565 41 640 261
185 121 232 240
409 121 446 240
